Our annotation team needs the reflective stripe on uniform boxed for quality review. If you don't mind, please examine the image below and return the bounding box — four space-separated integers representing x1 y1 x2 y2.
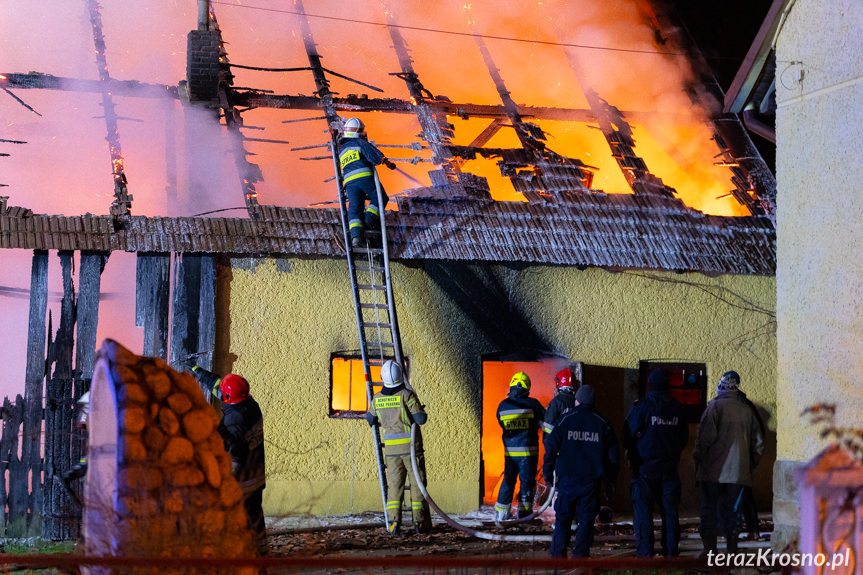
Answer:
504 446 538 457
494 503 510 512
349 220 364 230
541 422 554 434
365 205 379 216
344 169 372 183
384 432 411 446
411 502 424 507
499 409 534 421
386 501 401 510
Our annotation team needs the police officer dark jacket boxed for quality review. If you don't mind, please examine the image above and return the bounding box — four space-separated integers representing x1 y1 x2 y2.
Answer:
623 378 689 478
542 387 618 485
497 377 545 458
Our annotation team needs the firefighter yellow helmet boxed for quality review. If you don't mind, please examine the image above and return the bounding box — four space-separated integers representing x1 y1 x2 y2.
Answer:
509 371 531 390
343 117 365 138
380 359 403 388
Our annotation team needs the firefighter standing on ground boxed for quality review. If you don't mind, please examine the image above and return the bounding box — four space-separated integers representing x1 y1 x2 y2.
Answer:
623 369 689 557
364 359 431 535
542 368 579 438
338 117 397 248
191 366 268 554
494 371 545 521
542 385 619 558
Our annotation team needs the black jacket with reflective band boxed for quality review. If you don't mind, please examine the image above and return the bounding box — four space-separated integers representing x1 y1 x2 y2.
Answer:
496 386 545 457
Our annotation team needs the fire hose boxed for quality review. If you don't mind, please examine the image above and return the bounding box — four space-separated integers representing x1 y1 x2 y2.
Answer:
409 423 554 542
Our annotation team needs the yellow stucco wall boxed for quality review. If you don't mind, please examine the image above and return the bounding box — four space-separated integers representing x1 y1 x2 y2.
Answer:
216 256 775 518
775 0 863 462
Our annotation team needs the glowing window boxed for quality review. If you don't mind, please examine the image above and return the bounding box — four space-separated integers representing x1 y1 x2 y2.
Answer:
329 355 409 419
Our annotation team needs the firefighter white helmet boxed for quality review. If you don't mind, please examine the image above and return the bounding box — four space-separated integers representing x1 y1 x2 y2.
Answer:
343 117 365 138
380 360 403 388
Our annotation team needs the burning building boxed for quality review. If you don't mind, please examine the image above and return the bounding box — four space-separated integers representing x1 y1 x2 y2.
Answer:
0 0 782 537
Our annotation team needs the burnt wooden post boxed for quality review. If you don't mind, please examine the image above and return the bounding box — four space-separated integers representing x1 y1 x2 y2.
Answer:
136 253 171 359
62 251 107 539
43 252 77 540
2 395 25 536
20 250 48 537
197 254 216 371
169 253 202 368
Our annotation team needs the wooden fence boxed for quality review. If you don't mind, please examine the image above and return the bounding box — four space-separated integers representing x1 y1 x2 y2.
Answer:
0 249 215 541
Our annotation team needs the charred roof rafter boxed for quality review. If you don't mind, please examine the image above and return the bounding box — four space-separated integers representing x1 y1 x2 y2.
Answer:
563 47 676 198
468 18 595 199
384 3 491 198
86 0 132 219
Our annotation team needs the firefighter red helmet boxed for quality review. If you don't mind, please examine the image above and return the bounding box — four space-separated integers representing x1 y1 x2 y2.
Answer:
220 374 250 404
554 368 574 391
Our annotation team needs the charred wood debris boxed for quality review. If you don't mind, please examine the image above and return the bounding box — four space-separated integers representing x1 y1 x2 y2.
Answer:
0 1 775 225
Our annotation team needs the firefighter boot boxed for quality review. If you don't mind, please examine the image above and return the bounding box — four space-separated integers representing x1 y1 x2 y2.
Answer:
351 230 365 248
494 507 512 522
517 493 533 519
387 521 401 537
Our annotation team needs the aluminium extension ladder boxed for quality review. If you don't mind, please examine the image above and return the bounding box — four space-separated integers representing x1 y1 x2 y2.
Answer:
329 130 406 530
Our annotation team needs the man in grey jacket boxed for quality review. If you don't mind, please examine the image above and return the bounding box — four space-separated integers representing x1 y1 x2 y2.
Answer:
694 371 765 554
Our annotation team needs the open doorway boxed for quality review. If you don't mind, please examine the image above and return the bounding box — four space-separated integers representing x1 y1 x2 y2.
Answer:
480 354 574 505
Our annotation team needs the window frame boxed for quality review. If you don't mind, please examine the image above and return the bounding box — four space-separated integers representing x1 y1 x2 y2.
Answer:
328 353 408 419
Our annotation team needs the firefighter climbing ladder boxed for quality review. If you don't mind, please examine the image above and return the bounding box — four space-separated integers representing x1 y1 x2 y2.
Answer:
329 130 404 531
328 132 555 540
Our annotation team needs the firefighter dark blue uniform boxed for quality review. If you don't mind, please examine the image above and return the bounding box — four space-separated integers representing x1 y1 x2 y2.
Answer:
541 368 578 439
337 117 395 247
623 369 689 557
542 385 619 558
495 372 545 521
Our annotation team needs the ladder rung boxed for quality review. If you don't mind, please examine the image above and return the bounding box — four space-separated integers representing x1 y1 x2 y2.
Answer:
357 284 387 290
367 358 394 366
366 342 395 349
352 246 382 254
366 229 382 236
360 303 389 310
356 264 386 272
361 322 392 329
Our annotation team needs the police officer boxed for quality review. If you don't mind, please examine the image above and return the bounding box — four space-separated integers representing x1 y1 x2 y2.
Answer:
542 385 618 558
365 360 431 535
495 372 545 521
623 369 689 557
338 117 396 248
542 368 578 438
191 367 268 554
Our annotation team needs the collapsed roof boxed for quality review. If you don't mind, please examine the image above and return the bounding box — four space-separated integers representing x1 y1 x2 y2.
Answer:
0 0 777 274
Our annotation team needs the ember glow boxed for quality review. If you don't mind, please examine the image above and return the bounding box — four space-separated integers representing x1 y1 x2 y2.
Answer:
0 0 750 217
